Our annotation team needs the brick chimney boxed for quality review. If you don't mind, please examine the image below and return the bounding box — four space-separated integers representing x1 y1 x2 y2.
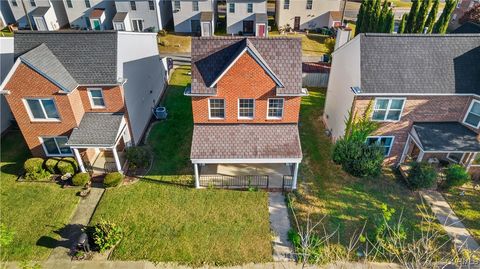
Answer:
334 27 352 50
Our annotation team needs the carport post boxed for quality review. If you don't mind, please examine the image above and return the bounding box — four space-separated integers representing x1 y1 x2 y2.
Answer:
73 148 86 173
194 163 200 189
292 162 299 190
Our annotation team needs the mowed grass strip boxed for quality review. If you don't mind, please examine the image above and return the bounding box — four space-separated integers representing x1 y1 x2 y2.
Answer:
91 66 273 265
0 131 79 261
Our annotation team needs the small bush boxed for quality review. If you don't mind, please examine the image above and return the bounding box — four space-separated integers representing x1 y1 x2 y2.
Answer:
444 164 470 189
104 172 123 188
332 139 384 178
158 29 167 36
57 157 78 175
0 223 15 248
408 162 437 190
72 173 90 186
24 158 44 173
92 220 122 252
24 169 51 181
125 147 150 169
45 158 61 174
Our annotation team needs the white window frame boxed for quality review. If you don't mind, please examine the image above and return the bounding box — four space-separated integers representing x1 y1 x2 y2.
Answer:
11 0 18 7
208 98 225 120
267 98 284 120
30 0 35 7
23 98 61 122
463 99 480 128
366 136 395 157
371 98 406 122
66 0 73 8
229 3 235 13
39 136 73 157
247 3 253 13
130 0 136 10
447 152 465 164
84 0 90 8
148 0 155 10
238 98 255 120
87 88 106 109
192 0 199 11
131 18 144 31
174 0 180 11
284 0 289 9
306 0 313 9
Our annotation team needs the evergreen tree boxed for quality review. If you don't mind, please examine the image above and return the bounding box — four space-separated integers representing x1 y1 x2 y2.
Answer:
415 0 432 33
385 9 395 33
371 0 382 32
355 0 366 36
405 0 421 33
362 0 374 33
433 0 457 33
398 13 408 33
425 0 439 33
377 0 390 32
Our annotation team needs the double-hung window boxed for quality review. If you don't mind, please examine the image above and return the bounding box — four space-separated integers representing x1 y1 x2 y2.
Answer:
174 0 181 11
463 100 480 128
25 98 60 121
84 0 91 8
247 3 253 13
283 0 289 9
306 0 313 9
88 88 106 108
41 136 72 156
11 0 18 7
66 0 73 8
192 1 199 11
372 98 405 121
238 98 254 119
30 0 35 7
209 99 225 119
229 3 235 13
149 0 155 10
366 136 394 156
130 1 136 10
267 98 284 119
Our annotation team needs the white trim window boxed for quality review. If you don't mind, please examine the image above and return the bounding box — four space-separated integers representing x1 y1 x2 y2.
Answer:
267 98 284 119
366 136 395 156
209 99 225 119
30 0 35 7
192 0 199 11
66 0 73 8
132 19 144 32
40 136 72 156
463 100 480 128
238 98 254 119
372 98 405 121
306 0 313 9
229 3 235 13
447 152 464 163
130 0 136 10
148 0 154 10
24 98 60 121
11 0 18 7
284 0 290 9
247 3 253 13
87 88 106 109
173 0 180 11
84 0 90 8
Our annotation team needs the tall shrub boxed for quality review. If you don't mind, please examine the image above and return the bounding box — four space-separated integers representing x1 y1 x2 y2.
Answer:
433 0 456 33
425 0 439 33
398 13 408 33
414 0 432 33
405 0 421 33
444 164 470 189
408 162 437 190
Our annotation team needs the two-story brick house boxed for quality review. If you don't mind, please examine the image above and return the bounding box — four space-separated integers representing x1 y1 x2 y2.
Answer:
0 31 168 175
226 0 268 36
186 37 306 189
324 33 480 175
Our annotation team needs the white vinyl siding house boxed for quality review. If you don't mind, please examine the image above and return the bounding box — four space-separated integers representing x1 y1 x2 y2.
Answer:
7 0 68 30
114 0 172 32
172 0 215 35
275 0 341 30
63 0 115 30
226 0 267 36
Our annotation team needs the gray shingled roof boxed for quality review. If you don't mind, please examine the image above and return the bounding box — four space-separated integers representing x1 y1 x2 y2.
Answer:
113 12 128 22
30 7 50 17
413 122 480 152
15 31 118 85
67 113 124 147
191 124 302 160
255 13 268 23
19 44 78 92
200 11 213 22
191 37 302 95
360 33 480 95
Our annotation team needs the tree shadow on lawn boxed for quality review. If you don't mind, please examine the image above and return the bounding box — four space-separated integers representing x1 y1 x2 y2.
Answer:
36 224 84 250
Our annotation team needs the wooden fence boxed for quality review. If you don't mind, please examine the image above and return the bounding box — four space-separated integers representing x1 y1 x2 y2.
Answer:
302 72 330 88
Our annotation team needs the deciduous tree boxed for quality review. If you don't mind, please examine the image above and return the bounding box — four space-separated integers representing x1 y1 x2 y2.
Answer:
459 3 480 24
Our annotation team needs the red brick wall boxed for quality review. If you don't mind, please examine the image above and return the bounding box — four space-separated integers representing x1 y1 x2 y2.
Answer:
78 86 125 113
191 53 301 124
353 95 478 164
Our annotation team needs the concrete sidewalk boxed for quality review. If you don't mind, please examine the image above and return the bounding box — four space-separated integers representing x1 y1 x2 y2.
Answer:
420 190 480 251
268 192 295 262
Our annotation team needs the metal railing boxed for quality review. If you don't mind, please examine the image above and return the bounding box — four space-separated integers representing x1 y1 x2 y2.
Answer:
199 175 269 189
282 175 293 191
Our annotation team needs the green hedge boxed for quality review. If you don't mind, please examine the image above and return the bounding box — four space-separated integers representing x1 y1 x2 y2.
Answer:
24 169 51 181
444 164 470 189
72 173 90 186
45 158 61 174
408 162 437 190
104 172 124 188
332 139 384 178
24 158 45 174
57 157 78 175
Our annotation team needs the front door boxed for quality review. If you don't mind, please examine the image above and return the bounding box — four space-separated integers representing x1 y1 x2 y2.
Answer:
191 20 201 35
201 22 211 36
294 16 300 30
243 20 254 34
92 19 101 30
257 24 265 37
34 17 48 31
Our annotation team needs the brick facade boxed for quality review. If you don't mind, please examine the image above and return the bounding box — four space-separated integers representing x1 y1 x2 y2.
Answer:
353 95 479 164
4 63 125 157
191 53 301 124
78 86 125 114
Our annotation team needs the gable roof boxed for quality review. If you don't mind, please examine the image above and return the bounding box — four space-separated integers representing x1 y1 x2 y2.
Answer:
14 31 118 85
19 44 77 92
358 33 480 95
191 37 302 95
67 113 124 147
452 22 480 34
30 7 50 17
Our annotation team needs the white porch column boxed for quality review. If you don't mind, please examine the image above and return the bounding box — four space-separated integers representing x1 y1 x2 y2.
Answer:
112 147 123 174
416 150 425 162
73 148 86 173
399 135 412 165
292 162 299 190
194 163 200 189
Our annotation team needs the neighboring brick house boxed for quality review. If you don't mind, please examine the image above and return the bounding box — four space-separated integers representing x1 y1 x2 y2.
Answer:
275 0 341 31
226 0 268 36
324 33 480 174
0 31 168 175
171 0 215 36
186 37 307 189
448 0 479 31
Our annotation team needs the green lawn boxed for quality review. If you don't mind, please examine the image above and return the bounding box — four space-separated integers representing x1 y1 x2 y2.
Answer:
90 66 273 266
270 32 330 56
294 88 437 241
0 131 79 261
443 183 480 243
158 33 191 54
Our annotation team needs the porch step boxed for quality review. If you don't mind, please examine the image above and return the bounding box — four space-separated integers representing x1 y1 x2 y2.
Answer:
90 174 105 183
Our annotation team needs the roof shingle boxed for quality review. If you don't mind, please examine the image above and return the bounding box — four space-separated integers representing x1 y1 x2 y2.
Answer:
67 113 124 147
413 122 480 152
